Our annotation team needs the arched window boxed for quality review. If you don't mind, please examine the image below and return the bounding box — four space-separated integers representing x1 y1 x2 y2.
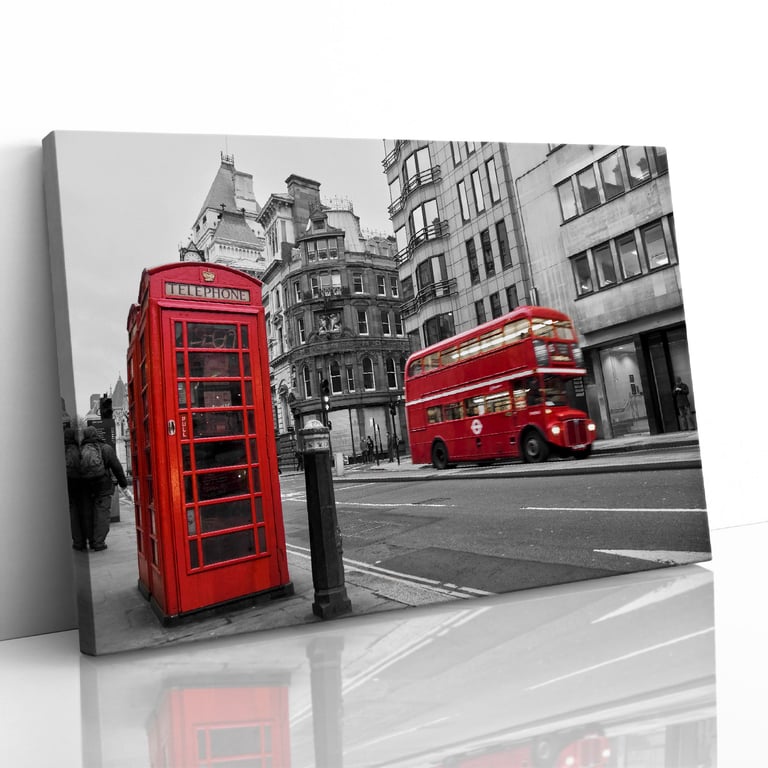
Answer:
302 365 313 398
386 358 398 389
362 357 375 391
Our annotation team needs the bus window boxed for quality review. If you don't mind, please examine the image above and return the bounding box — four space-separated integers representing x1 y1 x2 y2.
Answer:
516 376 542 406
441 346 459 367
543 375 575 407
426 405 443 423
465 396 485 416
480 329 504 353
503 319 529 343
423 353 440 372
555 321 575 340
444 402 463 420
531 318 557 337
485 392 511 413
408 358 422 377
458 338 482 360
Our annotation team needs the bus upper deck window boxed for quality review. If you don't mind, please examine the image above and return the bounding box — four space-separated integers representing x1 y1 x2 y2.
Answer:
555 321 575 340
441 347 459 366
503 319 529 343
423 353 440 372
531 318 556 338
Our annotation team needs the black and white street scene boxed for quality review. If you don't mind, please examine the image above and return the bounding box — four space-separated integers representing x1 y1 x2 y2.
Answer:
44 132 709 655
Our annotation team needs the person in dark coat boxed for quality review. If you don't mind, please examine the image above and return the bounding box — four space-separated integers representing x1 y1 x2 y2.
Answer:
81 426 128 551
673 376 695 431
63 428 90 551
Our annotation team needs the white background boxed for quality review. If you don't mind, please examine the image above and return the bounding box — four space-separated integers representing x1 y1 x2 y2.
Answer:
1 1 765 764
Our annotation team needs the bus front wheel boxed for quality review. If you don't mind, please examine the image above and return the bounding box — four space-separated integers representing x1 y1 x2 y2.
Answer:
431 440 449 470
522 431 549 463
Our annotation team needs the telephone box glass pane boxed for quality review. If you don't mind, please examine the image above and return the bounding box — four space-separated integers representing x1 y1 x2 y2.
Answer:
189 541 199 569
208 725 262 757
177 382 187 406
202 530 255 564
255 497 263 522
241 326 249 348
190 381 243 408
189 352 241 378
184 475 193 501
176 352 185 377
194 439 247 469
192 411 244 437
251 468 261 493
199 499 252 532
187 323 237 349
174 322 183 347
243 352 251 377
249 438 258 461
182 444 191 471
196 469 250 501
186 508 196 535
257 526 267 552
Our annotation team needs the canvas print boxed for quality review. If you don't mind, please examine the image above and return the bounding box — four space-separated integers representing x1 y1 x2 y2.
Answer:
42 131 710 655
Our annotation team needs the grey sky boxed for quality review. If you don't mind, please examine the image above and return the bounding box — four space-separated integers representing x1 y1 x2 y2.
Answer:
51 131 394 416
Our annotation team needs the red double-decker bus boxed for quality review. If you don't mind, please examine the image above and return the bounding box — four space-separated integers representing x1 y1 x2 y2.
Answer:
405 306 596 468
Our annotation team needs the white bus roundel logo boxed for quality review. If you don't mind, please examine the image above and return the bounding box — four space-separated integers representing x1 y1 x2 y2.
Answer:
471 419 483 435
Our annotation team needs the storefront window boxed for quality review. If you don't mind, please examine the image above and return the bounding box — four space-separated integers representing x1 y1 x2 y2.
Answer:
599 342 648 437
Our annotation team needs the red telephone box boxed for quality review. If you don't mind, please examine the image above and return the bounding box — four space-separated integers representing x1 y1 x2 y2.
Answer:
147 684 291 767
126 263 292 621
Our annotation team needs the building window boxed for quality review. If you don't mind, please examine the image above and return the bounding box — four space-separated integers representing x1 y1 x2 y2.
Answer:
624 146 651 187
599 150 625 201
490 292 502 318
572 253 593 296
652 146 668 175
381 310 391 336
506 284 519 311
577 165 600 211
401 276 414 302
496 220 512 268
641 221 670 270
423 313 455 346
395 226 408 258
471 169 485 212
317 239 327 260
357 310 369 335
616 233 642 279
466 238 480 284
394 312 403 336
329 361 343 394
328 237 338 259
410 199 439 242
389 276 399 297
389 176 401 205
377 275 386 295
457 180 471 221
404 146 431 190
593 242 618 287
362 357 375 390
297 317 306 344
480 229 495 277
475 300 487 325
302 365 313 398
485 158 501 203
465 142 478 155
557 178 578 221
293 280 302 303
451 141 462 165
346 365 355 392
306 240 316 261
353 272 364 293
386 358 398 389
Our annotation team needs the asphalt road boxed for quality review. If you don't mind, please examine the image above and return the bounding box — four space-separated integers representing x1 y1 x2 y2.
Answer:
279 462 710 596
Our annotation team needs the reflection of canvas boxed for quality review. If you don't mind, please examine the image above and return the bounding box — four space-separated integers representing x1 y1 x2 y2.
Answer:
43 130 710 656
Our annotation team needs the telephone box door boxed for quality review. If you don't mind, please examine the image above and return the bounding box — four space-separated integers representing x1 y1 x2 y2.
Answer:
163 310 288 614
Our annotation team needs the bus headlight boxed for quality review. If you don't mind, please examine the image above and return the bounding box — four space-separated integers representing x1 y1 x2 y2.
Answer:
587 422 597 432
550 424 562 436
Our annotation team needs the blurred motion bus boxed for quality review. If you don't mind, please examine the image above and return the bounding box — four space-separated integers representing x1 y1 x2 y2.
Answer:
404 306 596 469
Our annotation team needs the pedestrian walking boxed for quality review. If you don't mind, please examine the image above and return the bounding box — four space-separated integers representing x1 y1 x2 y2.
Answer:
360 436 368 463
80 426 129 551
63 428 91 551
673 376 695 431
387 433 395 462
366 435 374 463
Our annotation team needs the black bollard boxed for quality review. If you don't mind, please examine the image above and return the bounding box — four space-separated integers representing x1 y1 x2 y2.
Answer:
301 420 352 619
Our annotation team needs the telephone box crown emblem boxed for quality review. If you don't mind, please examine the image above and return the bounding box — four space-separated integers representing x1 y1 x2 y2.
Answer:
201 269 216 282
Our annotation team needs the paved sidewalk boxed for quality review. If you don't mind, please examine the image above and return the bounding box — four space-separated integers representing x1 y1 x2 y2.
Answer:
331 430 701 482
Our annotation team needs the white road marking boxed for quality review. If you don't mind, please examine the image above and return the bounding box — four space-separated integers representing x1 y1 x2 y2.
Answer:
595 549 711 564
523 506 706 513
527 627 714 690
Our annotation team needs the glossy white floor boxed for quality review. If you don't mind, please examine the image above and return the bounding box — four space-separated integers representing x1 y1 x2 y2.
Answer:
2 521 764 766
